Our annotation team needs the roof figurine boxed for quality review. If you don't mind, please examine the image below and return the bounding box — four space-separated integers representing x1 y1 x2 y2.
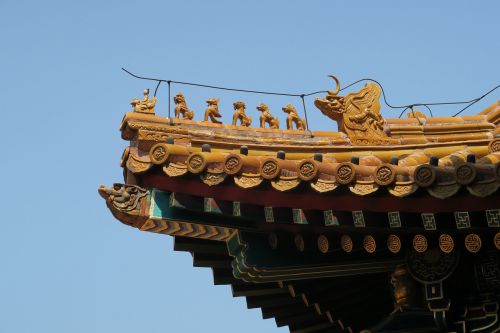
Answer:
130 88 156 114
256 102 280 129
203 97 222 124
282 103 306 130
232 101 252 127
173 92 194 120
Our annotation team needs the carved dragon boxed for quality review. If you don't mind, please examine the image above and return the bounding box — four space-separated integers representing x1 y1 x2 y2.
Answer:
314 76 393 145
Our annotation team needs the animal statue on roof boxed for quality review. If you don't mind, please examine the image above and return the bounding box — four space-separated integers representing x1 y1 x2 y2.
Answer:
282 104 306 130
173 92 194 120
314 76 392 145
204 98 222 124
131 89 156 114
257 103 280 129
232 101 252 127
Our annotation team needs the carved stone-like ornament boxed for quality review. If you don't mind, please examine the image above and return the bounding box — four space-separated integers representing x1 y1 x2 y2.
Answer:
464 234 482 253
374 164 395 186
413 234 428 253
149 143 169 165
489 138 500 153
298 160 318 181
438 234 454 254
414 165 436 187
387 234 401 254
224 155 242 175
98 184 147 213
455 163 476 185
363 235 376 253
335 163 355 184
187 154 206 174
340 235 353 253
261 159 280 179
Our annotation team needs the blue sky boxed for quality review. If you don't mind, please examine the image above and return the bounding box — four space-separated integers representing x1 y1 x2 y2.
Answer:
1 1 499 332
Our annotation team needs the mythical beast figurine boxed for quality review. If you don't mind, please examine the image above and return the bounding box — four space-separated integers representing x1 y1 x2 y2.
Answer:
314 76 392 145
173 92 194 120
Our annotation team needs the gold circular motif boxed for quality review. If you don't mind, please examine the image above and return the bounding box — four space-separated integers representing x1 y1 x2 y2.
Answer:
268 233 278 250
336 163 355 184
363 235 376 253
464 234 482 253
340 235 353 253
149 143 169 165
294 234 305 252
261 159 280 179
120 146 130 167
455 164 476 185
224 155 242 175
387 234 401 254
494 232 500 251
489 138 500 153
298 160 318 181
439 234 454 254
187 154 206 174
413 234 428 253
375 165 395 186
317 235 329 253
414 165 436 187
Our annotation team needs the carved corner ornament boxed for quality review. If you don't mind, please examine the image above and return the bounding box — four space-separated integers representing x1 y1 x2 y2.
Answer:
314 76 393 145
98 183 148 228
131 89 156 114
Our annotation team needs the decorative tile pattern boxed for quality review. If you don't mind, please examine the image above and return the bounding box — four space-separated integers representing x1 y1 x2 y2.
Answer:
486 210 500 227
352 211 365 227
264 207 274 223
454 212 471 229
233 201 241 217
421 213 436 230
292 209 308 224
323 210 339 226
388 211 401 228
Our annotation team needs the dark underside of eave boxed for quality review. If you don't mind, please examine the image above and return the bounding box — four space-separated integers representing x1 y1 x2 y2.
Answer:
174 236 394 333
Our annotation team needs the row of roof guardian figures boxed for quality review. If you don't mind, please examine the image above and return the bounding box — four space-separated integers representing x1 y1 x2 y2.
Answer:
167 91 306 130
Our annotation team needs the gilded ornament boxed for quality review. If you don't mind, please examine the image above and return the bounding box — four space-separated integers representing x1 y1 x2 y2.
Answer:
282 104 306 130
464 234 482 253
298 160 318 181
439 234 454 254
314 77 391 145
256 103 280 129
204 98 222 123
335 163 355 184
261 159 280 179
149 143 169 165
131 89 156 114
232 101 252 127
173 92 194 120
387 234 401 254
187 154 206 174
413 234 428 253
363 235 376 253
375 164 395 186
224 155 243 175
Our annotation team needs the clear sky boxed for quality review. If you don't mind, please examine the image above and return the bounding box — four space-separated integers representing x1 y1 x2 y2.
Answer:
1 1 499 332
